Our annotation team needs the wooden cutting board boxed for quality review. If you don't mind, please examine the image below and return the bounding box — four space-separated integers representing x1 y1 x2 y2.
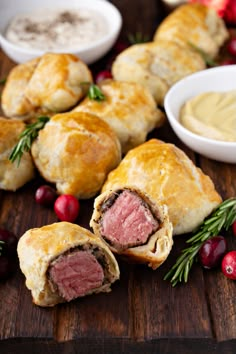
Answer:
0 1 236 353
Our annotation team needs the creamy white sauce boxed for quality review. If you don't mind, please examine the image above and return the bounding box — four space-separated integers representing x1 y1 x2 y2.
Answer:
5 8 108 51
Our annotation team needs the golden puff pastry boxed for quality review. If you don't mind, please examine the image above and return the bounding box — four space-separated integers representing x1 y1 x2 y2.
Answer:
31 111 121 199
102 139 222 235
111 41 205 106
154 3 228 59
73 80 165 154
1 53 93 120
17 222 120 307
90 186 173 270
0 117 35 191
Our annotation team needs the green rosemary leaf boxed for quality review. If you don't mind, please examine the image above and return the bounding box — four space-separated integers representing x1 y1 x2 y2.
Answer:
0 240 4 256
127 32 150 44
87 84 105 101
164 198 236 286
9 116 50 166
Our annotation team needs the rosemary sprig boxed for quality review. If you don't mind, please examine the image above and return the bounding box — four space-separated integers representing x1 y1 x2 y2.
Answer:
0 78 6 85
87 84 105 101
0 240 4 256
188 42 218 67
164 198 236 287
9 116 50 166
127 32 150 44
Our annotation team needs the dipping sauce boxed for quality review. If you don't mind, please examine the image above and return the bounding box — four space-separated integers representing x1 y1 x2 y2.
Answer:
180 90 236 142
5 8 108 51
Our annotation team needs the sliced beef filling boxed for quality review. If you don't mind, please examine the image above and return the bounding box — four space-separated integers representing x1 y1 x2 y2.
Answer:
100 190 159 250
48 249 104 302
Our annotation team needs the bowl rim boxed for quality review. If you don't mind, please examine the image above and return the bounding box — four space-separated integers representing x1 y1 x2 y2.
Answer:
164 65 236 148
0 0 122 55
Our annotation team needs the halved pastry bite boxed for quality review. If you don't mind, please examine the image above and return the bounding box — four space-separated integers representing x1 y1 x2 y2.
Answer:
17 222 120 307
111 41 205 106
1 53 93 120
102 139 222 235
31 111 121 199
90 187 173 269
153 3 228 59
0 117 35 191
73 80 165 154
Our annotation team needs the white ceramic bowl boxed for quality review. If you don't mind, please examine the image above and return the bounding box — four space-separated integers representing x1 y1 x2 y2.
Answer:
0 0 122 64
164 65 236 164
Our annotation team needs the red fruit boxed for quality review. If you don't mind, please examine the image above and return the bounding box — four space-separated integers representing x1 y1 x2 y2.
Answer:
198 236 227 269
35 185 57 206
54 195 80 222
95 70 112 84
0 229 18 257
220 58 236 65
221 251 236 280
227 37 236 57
223 0 236 25
232 221 236 236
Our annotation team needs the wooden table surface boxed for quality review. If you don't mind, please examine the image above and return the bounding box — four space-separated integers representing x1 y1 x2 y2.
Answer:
0 1 236 353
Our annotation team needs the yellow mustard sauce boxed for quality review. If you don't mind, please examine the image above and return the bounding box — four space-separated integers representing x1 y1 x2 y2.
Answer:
180 90 236 142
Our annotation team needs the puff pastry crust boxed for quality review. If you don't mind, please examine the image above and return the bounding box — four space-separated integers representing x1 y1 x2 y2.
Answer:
1 53 93 120
17 222 120 307
0 117 35 191
90 186 173 270
102 139 222 235
73 80 165 153
31 111 121 199
112 40 205 106
154 3 229 59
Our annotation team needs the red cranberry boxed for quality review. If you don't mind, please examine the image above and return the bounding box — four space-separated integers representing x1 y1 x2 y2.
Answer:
54 195 80 222
221 251 236 280
232 221 236 237
95 70 112 84
0 228 18 257
227 37 236 57
198 236 227 269
0 256 17 280
220 58 236 65
35 185 57 206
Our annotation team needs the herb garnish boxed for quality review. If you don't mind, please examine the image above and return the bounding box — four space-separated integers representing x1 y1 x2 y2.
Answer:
164 198 236 286
188 42 217 67
0 78 6 85
87 83 105 101
127 32 150 44
9 116 50 166
0 240 4 256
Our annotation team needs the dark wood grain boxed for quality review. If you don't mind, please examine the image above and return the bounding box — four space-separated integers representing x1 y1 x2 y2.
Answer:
0 1 236 353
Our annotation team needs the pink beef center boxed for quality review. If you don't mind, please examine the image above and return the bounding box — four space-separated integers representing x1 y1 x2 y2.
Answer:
49 250 104 301
101 190 159 249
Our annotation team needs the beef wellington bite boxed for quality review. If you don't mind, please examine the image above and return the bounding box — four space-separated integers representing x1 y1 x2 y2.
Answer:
17 222 120 307
90 187 173 269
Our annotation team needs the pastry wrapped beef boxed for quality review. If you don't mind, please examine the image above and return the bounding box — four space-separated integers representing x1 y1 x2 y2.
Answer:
73 80 164 153
102 139 222 235
17 222 120 307
90 187 173 269
1 53 93 120
111 41 205 106
153 3 228 59
31 111 121 199
0 117 35 191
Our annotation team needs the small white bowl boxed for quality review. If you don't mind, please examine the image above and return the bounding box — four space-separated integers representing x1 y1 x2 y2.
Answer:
0 0 122 64
164 65 236 164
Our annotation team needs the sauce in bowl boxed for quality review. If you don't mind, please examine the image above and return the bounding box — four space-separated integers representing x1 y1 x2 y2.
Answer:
5 8 108 51
180 90 236 142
